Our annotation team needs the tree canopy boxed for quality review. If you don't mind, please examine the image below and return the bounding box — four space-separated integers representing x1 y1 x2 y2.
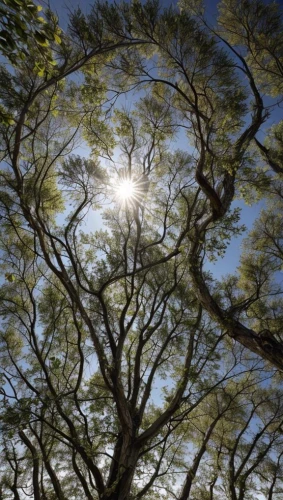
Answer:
1 0 283 498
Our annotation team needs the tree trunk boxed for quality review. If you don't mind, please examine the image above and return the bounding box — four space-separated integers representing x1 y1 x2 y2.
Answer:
178 420 219 500
102 439 140 500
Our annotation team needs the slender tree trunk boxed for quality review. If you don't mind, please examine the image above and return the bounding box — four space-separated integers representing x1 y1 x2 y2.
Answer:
229 479 238 500
10 486 20 500
209 477 217 499
238 480 246 500
44 457 67 500
19 431 41 500
72 450 94 500
268 475 277 500
178 419 220 500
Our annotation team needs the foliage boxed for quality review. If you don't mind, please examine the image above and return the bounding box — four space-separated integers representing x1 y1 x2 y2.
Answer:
0 0 283 499
0 0 62 70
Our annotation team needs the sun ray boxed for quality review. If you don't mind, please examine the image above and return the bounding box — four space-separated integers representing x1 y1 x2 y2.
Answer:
116 179 136 201
113 173 149 207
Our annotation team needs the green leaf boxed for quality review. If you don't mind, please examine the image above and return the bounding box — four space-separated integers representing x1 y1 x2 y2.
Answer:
5 273 15 282
34 30 49 46
53 32 61 44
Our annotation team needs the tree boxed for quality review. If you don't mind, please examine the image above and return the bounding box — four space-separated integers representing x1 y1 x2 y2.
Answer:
0 0 283 498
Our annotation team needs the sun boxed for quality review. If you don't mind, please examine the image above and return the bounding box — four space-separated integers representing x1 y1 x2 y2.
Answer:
112 172 150 207
117 178 136 201
114 176 141 206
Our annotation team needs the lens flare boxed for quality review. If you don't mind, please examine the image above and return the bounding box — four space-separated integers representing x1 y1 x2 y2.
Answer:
117 179 136 201
113 173 150 207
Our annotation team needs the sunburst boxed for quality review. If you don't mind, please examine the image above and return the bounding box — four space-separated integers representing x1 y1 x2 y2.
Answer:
116 178 136 201
114 173 149 207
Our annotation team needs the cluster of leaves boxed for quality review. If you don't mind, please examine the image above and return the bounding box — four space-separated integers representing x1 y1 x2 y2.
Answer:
218 0 283 96
0 0 62 65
